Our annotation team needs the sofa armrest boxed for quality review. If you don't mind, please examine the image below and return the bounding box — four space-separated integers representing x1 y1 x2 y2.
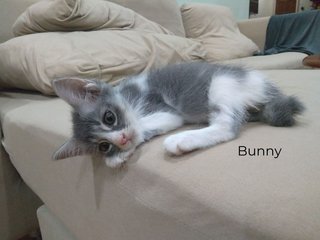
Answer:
237 17 270 51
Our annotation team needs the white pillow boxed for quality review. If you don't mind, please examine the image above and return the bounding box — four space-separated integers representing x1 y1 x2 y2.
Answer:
181 3 259 61
12 0 172 36
0 31 206 94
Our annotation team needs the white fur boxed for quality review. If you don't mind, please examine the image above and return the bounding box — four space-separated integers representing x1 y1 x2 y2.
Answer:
105 147 136 168
104 112 184 166
131 74 148 92
164 114 236 155
141 112 184 135
118 93 146 145
164 71 268 155
208 71 267 111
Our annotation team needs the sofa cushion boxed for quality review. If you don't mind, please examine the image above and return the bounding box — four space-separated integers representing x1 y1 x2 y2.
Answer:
181 3 259 61
1 70 319 240
0 30 205 95
221 52 309 69
12 0 172 36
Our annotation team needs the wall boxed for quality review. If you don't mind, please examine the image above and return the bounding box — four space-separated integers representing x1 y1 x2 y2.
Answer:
176 0 250 20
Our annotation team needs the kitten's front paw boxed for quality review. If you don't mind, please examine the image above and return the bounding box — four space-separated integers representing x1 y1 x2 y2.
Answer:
105 157 125 168
163 133 197 155
105 148 135 168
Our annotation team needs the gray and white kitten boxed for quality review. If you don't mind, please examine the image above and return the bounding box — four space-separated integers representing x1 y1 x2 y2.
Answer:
52 62 304 168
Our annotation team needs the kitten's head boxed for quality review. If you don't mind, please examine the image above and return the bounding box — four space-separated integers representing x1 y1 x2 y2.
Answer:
52 77 143 168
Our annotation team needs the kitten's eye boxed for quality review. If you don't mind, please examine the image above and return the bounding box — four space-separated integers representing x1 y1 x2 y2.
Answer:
98 141 112 153
103 110 116 125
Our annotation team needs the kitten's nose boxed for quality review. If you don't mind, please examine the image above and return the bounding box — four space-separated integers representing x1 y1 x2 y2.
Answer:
119 133 129 145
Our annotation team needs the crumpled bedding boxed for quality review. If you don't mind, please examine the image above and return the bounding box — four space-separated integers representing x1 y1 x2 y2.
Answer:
0 0 262 95
0 0 206 95
12 0 173 36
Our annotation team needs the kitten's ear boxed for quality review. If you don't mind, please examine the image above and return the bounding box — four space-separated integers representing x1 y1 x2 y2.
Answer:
52 77 101 107
53 138 88 160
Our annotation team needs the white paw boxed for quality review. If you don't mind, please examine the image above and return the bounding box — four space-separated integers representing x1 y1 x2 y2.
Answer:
163 133 198 155
105 156 125 168
104 148 135 168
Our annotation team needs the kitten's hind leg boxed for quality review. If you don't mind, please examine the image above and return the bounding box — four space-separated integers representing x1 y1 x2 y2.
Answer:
141 111 184 141
164 106 245 155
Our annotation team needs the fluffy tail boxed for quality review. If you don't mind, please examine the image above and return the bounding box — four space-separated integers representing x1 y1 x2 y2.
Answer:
258 83 305 126
261 95 304 126
247 82 305 127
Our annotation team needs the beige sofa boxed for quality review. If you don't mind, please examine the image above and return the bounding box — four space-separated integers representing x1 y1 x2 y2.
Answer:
1 1 319 240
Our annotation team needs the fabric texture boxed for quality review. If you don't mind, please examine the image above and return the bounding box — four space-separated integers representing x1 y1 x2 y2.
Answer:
12 0 172 36
0 30 205 95
262 10 320 55
180 3 259 61
0 70 319 240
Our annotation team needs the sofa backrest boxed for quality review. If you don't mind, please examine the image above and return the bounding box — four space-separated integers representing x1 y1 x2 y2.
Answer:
0 0 185 44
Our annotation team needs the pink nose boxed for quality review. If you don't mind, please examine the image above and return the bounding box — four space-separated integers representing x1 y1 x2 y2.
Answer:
119 133 129 145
